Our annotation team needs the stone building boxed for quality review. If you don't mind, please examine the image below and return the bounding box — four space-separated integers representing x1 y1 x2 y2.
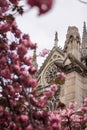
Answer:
35 22 87 108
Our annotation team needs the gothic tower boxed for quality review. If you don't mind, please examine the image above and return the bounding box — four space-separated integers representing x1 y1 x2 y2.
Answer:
81 22 87 66
37 24 87 109
64 26 81 60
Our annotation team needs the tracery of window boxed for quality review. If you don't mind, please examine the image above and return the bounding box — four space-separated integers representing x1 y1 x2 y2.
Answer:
44 64 61 84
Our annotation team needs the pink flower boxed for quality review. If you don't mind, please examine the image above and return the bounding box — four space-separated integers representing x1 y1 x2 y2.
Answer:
50 114 61 130
10 99 17 107
23 34 30 40
7 85 15 96
27 0 54 15
0 57 7 65
84 114 87 121
50 114 61 124
28 78 37 88
23 56 32 66
21 39 31 48
20 115 29 122
0 0 9 12
0 23 10 33
0 105 4 116
1 68 11 79
51 84 58 92
25 125 34 130
39 95 49 107
52 123 61 130
9 123 17 130
64 127 70 130
28 66 36 74
84 96 87 105
44 88 54 97
20 70 28 77
30 43 37 49
9 0 19 4
15 29 21 38
69 102 76 109
57 72 66 80
54 72 66 85
10 42 17 50
80 107 87 112
13 64 20 74
17 44 27 58
39 48 49 57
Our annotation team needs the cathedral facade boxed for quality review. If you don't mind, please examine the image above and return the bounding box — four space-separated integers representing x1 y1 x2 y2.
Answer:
37 23 87 108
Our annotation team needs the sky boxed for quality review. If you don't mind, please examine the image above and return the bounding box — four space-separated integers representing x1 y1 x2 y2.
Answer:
16 0 87 67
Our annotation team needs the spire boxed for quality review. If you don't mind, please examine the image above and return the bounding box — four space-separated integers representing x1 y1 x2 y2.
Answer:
32 48 38 70
54 32 58 47
83 21 87 33
33 48 36 61
81 22 87 65
82 21 87 48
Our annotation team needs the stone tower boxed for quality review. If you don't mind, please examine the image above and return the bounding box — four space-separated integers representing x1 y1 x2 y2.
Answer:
81 22 87 66
37 24 87 109
64 26 81 60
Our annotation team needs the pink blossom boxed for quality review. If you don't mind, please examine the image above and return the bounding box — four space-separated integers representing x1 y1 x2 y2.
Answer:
23 56 32 66
64 127 70 130
39 95 49 107
52 123 61 130
28 78 37 88
12 20 17 28
84 96 87 105
30 43 37 49
13 64 20 74
0 0 9 12
21 39 31 48
54 72 66 85
50 114 61 124
69 102 76 109
51 84 58 92
25 125 34 130
79 106 87 112
1 68 11 79
9 0 19 4
23 34 30 40
10 42 17 50
39 48 49 57
44 88 54 97
20 70 28 77
27 0 54 15
56 72 66 80
0 57 7 65
84 114 87 121
0 105 4 116
28 66 36 74
10 99 17 107
50 114 61 130
14 29 21 38
7 85 15 96
17 44 27 58
20 115 29 122
0 23 10 33
9 123 17 130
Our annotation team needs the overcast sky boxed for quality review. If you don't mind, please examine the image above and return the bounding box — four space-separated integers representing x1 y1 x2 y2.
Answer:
16 0 87 67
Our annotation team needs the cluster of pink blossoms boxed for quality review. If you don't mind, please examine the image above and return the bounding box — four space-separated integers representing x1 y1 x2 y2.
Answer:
27 0 54 15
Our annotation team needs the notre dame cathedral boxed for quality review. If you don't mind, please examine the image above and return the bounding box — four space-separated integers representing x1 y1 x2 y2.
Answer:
33 22 87 108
